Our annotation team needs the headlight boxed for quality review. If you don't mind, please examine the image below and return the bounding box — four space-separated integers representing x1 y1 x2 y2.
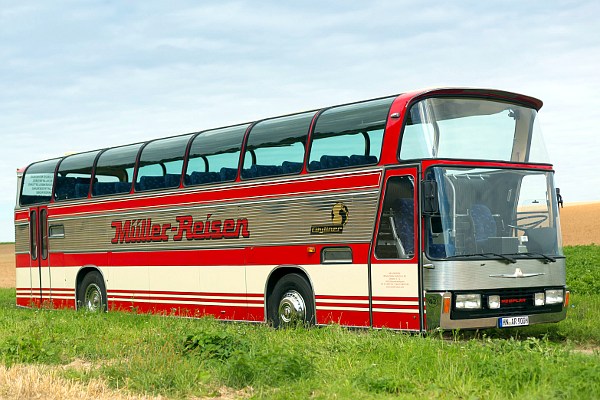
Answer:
488 295 500 309
534 292 545 306
545 289 564 304
455 294 481 309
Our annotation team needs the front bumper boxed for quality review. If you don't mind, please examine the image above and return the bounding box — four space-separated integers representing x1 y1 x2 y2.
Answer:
425 291 568 330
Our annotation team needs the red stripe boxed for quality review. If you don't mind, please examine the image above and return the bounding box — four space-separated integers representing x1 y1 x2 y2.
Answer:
316 309 370 326
108 289 262 297
372 296 419 302
44 170 382 217
316 301 368 308
316 294 369 301
108 301 262 321
372 310 421 330
421 159 553 173
108 294 263 304
15 210 28 220
16 243 370 268
17 287 73 293
372 304 420 310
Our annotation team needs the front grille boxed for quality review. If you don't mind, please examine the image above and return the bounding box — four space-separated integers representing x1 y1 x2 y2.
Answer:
451 287 564 320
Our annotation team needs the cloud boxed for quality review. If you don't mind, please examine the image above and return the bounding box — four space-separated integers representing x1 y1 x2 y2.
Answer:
1 0 599 241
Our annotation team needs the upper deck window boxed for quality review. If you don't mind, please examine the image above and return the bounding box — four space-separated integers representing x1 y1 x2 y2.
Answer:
135 134 192 192
20 158 61 206
308 97 393 171
185 124 248 186
54 151 100 201
93 143 142 197
241 112 315 179
399 97 549 163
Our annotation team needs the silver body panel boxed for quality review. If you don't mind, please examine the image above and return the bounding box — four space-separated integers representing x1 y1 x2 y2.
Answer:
423 258 566 291
16 189 380 255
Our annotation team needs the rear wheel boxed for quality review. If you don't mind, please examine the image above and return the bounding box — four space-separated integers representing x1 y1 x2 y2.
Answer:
268 273 315 328
78 271 107 312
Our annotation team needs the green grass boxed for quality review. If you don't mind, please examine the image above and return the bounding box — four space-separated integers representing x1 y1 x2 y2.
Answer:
1 245 599 399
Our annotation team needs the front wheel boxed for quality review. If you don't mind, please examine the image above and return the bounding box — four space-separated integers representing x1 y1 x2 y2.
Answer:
78 271 107 312
268 273 315 328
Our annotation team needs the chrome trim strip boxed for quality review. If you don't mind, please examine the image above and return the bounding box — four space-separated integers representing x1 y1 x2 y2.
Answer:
489 267 545 278
425 292 567 331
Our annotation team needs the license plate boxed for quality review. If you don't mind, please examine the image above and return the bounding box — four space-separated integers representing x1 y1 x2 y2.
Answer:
498 316 529 328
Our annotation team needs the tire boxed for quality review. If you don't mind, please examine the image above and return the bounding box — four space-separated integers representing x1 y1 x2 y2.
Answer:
78 271 107 312
268 273 315 328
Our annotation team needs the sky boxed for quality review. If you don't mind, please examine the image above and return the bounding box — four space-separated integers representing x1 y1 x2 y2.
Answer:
1 0 599 242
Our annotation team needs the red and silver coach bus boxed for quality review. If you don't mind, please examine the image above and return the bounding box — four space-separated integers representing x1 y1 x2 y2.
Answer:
14 88 568 331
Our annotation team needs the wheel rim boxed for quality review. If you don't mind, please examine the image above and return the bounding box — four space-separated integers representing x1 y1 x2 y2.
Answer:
278 290 306 324
84 283 103 311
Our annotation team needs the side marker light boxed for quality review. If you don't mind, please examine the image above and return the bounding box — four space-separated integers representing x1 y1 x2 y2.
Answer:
443 297 451 314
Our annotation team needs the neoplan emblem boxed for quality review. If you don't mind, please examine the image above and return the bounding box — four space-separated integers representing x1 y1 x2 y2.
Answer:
311 202 349 234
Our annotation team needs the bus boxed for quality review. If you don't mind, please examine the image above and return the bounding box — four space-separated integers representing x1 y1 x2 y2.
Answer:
14 87 568 331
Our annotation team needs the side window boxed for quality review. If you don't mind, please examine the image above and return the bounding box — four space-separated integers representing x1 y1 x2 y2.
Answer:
40 208 48 260
93 143 142 197
375 176 415 259
241 112 314 179
54 151 100 201
184 125 248 186
30 210 38 260
135 135 192 192
308 97 393 171
20 158 60 206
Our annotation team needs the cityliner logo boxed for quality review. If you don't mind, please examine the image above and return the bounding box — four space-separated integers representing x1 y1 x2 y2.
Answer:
110 214 250 244
310 202 349 235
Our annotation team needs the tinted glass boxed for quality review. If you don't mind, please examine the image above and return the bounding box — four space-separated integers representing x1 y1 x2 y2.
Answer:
308 97 393 171
30 210 37 259
399 98 545 162
375 176 415 259
40 208 48 259
54 151 100 201
424 167 563 260
242 112 314 179
185 125 248 186
136 134 192 192
20 158 60 206
93 143 142 196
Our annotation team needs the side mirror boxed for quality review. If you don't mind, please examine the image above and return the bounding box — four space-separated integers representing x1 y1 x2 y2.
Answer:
556 187 563 208
422 180 439 214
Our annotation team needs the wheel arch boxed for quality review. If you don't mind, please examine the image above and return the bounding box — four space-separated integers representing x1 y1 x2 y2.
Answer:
75 265 106 310
264 265 316 323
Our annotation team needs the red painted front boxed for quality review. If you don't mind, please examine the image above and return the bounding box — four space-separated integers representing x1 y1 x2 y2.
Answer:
370 166 423 331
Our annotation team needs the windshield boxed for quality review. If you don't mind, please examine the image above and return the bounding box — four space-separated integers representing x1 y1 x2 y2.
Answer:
425 167 563 260
400 97 549 163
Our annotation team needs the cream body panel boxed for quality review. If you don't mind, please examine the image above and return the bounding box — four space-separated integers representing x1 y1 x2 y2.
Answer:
371 263 420 298
246 264 369 298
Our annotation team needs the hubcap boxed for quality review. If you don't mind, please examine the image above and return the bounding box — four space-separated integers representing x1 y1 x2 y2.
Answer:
278 290 306 324
84 283 103 312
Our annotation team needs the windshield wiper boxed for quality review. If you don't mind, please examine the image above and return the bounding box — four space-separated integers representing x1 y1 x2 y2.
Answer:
506 252 557 263
446 253 517 264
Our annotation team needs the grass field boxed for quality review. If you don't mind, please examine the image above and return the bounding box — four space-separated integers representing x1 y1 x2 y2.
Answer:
0 245 599 399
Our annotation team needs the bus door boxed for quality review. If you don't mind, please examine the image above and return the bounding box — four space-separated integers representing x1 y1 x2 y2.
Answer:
28 206 51 307
370 167 422 330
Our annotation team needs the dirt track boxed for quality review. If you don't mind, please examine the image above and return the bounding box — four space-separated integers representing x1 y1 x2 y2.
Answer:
1 202 599 288
0 243 14 288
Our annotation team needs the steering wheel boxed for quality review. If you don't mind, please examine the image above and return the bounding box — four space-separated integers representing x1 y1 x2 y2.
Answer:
508 214 548 231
